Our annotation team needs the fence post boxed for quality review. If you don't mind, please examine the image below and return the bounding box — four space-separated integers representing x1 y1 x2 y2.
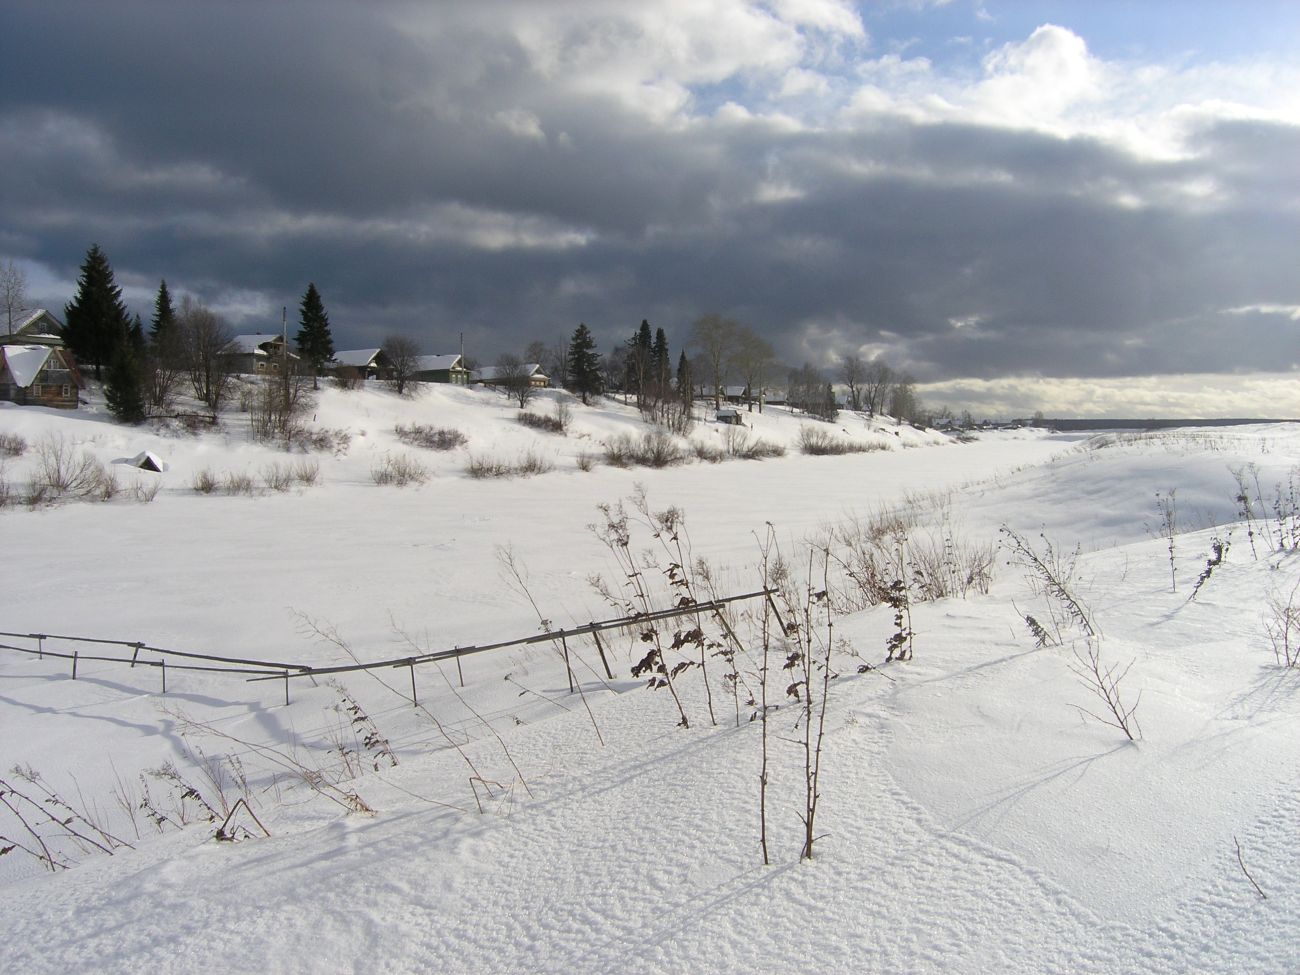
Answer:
454 647 465 688
161 659 167 694
409 660 419 706
283 672 290 707
36 635 44 660
560 634 574 693
72 651 78 680
591 627 615 680
130 643 142 668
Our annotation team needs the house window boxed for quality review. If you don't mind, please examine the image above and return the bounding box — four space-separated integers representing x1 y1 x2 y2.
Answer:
31 383 42 397
61 384 71 398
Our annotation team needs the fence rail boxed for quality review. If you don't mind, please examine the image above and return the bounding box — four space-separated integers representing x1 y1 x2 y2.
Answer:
0 588 773 705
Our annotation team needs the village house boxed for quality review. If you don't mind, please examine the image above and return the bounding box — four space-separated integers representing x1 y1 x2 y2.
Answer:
0 309 82 409
328 348 391 381
472 363 549 388
220 334 301 375
412 353 470 385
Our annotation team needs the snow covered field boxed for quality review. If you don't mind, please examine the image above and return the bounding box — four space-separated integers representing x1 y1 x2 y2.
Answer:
2 384 1298 973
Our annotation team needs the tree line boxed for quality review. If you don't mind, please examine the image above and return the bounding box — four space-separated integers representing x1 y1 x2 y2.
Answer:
47 243 927 426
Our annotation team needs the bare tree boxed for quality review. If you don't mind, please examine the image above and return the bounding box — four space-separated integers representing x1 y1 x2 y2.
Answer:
2 260 29 336
863 359 894 415
178 296 235 411
495 353 536 408
888 372 920 424
381 335 421 395
841 353 865 411
731 325 774 412
690 312 738 412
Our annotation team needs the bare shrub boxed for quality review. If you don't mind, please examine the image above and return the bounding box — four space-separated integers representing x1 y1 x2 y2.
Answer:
0 432 26 457
1264 579 1300 668
292 427 351 455
248 370 315 446
692 440 725 463
602 430 687 468
466 450 554 479
129 478 161 503
262 462 294 492
724 427 785 460
94 468 121 502
1069 640 1141 741
797 426 882 456
371 453 429 486
291 458 320 486
575 450 596 472
395 423 467 451
554 399 573 432
32 434 108 499
191 468 218 494
517 410 565 434
223 471 256 496
515 448 554 476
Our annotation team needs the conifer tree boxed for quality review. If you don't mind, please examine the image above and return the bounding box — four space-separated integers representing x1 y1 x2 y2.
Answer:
295 282 334 387
676 349 692 409
566 322 602 405
150 279 176 347
63 244 132 380
652 327 670 387
104 326 146 423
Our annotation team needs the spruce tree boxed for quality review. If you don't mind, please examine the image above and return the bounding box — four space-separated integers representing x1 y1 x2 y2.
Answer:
566 323 602 405
652 327 670 387
63 244 132 380
150 279 176 347
295 282 334 386
104 329 146 423
676 349 692 409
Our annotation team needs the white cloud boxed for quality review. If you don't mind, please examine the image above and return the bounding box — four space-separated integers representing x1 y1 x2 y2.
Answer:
919 373 1300 420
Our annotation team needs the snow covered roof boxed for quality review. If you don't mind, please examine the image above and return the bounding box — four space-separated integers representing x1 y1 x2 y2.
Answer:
13 308 64 337
114 450 169 473
332 348 384 368
1 345 54 387
226 334 287 355
473 363 544 383
413 354 464 372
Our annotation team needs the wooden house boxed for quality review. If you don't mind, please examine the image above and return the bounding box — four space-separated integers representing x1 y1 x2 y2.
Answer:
412 353 470 385
0 345 81 409
472 363 549 388
329 348 392 380
220 334 301 375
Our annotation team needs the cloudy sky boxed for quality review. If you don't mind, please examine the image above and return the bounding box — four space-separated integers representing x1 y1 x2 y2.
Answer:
3 0 1298 417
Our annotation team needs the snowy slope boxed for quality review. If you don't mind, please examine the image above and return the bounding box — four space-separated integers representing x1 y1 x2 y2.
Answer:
2 385 1298 973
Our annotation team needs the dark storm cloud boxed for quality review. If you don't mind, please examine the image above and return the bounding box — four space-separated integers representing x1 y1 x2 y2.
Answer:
2 1 1296 386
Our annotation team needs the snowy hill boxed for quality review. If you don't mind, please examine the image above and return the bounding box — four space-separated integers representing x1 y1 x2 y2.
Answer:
2 384 1298 973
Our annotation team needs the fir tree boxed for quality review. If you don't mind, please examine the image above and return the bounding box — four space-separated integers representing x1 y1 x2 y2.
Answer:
150 279 176 347
104 330 146 424
295 282 334 387
63 244 132 380
652 327 670 387
566 322 603 405
676 349 691 401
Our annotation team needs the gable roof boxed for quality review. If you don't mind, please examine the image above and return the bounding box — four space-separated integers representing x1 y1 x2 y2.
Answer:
474 362 546 383
1 345 55 387
332 348 385 368
12 308 65 338
225 333 283 355
413 353 465 372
